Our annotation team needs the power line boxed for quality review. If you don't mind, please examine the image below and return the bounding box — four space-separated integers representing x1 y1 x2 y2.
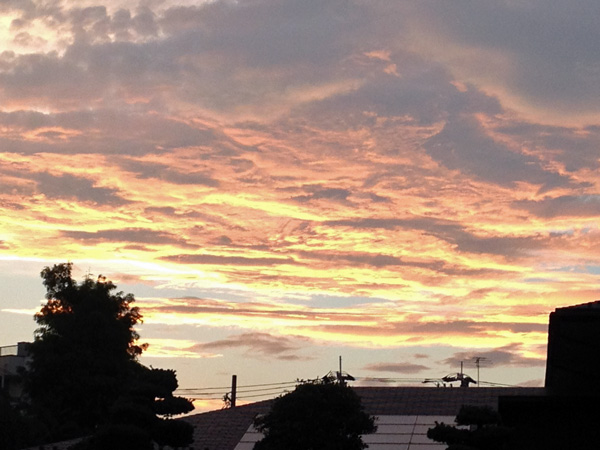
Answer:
237 384 297 394
175 379 299 393
178 385 296 398
238 391 290 400
176 376 527 405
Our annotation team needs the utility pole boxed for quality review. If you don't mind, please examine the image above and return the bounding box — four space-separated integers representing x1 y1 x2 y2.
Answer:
231 374 237 408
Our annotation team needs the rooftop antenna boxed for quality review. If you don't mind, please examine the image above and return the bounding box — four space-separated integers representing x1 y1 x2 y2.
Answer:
324 356 355 385
474 356 491 386
440 360 476 387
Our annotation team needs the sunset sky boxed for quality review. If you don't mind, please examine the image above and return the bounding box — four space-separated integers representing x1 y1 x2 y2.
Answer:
2 0 600 411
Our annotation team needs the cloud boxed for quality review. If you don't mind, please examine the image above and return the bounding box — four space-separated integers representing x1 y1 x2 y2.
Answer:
62 228 194 248
424 116 577 191
441 344 546 368
192 332 313 361
0 0 596 392
513 195 600 219
407 0 600 117
117 159 220 186
161 253 297 267
363 362 429 374
141 297 548 353
291 186 352 204
316 320 547 339
324 217 547 258
33 171 129 205
294 249 512 278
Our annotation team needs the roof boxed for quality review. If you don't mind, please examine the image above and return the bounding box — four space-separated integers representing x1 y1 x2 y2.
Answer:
184 386 546 450
554 300 600 312
356 386 545 415
183 399 272 450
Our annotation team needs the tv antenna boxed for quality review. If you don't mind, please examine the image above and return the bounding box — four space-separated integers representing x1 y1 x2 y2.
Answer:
323 356 355 385
468 356 492 386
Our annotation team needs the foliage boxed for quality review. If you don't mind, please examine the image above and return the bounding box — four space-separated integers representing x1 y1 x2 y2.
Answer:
427 405 512 450
455 405 500 428
25 262 194 448
71 424 154 450
26 263 145 438
253 378 376 450
0 391 44 450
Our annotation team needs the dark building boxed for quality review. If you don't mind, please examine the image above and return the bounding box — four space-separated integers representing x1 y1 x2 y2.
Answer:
0 341 30 401
544 300 600 394
500 301 600 450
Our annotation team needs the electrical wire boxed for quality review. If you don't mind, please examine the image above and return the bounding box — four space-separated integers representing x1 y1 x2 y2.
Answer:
175 379 299 394
175 376 527 405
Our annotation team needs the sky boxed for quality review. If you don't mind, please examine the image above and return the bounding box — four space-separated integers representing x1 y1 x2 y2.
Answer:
1 0 600 412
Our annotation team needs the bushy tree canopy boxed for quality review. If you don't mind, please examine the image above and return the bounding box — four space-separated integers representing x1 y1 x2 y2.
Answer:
25 262 194 448
253 379 376 450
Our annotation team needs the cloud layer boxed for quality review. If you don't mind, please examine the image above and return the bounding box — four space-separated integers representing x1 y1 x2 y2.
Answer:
1 0 599 391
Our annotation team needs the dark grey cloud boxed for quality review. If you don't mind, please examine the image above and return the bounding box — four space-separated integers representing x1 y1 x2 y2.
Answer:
291 186 352 203
117 159 219 187
0 0 374 114
192 332 312 360
424 117 577 191
497 122 600 173
0 107 218 156
294 250 511 278
143 206 177 216
513 195 600 219
293 55 503 130
324 216 546 258
160 0 368 68
413 0 600 114
363 362 429 374
33 172 129 205
442 344 546 368
62 228 194 248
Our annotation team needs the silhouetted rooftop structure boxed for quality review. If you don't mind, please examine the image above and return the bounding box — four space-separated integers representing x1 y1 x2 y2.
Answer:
545 300 600 394
0 341 30 401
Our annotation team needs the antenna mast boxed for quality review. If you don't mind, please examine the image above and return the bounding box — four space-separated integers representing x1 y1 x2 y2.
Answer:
472 356 490 386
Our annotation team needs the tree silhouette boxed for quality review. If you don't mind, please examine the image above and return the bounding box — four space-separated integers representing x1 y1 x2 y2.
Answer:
25 262 194 448
427 405 512 450
253 378 376 450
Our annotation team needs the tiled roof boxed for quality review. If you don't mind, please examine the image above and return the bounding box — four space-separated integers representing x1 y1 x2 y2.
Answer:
356 386 545 415
183 399 272 450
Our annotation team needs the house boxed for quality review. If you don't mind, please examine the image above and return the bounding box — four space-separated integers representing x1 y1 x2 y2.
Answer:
0 342 30 401
544 300 600 394
498 301 600 449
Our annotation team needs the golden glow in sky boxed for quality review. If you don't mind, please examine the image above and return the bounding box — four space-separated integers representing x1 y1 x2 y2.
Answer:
2 0 600 408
